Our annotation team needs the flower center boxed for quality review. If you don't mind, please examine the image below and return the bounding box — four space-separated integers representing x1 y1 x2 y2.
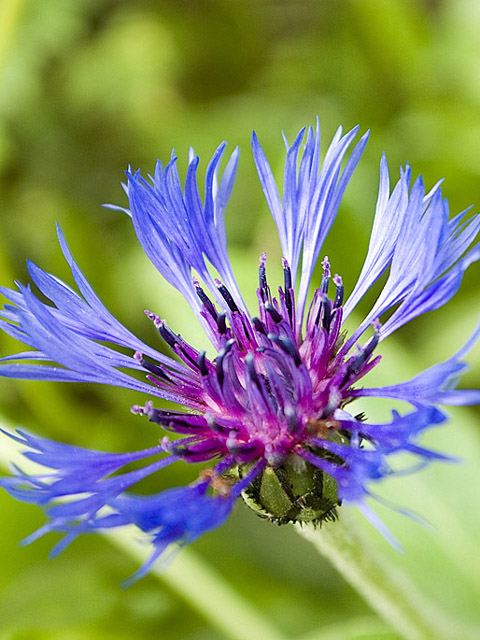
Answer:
134 255 381 524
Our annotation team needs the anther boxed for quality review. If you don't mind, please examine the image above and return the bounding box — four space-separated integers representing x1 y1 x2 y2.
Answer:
216 311 227 334
215 279 239 313
321 256 331 294
141 358 172 381
134 351 171 381
322 298 332 331
258 253 268 290
194 281 218 320
265 303 282 324
333 274 344 309
156 321 178 348
216 339 235 387
197 351 208 376
245 352 261 388
252 316 267 335
343 331 379 383
282 257 292 291
268 334 302 367
284 405 299 434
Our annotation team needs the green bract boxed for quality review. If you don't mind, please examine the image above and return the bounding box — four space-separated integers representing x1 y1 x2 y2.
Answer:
240 453 340 525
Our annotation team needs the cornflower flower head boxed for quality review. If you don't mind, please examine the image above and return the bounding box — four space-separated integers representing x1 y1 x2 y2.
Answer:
1 121 479 583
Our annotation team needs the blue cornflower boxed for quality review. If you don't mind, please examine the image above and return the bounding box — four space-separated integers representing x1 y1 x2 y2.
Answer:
0 121 479 582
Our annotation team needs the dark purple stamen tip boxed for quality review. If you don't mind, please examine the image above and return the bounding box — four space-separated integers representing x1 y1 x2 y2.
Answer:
216 339 235 387
333 275 344 309
197 351 208 376
216 311 227 334
322 298 332 331
215 280 238 313
284 405 300 433
259 253 268 290
245 352 262 388
265 303 282 324
252 316 267 335
157 321 178 348
283 260 293 292
268 334 301 366
195 281 218 321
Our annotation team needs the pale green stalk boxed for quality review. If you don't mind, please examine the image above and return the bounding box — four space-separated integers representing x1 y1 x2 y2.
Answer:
107 528 287 640
0 0 27 71
295 512 476 640
296 615 398 640
0 423 286 640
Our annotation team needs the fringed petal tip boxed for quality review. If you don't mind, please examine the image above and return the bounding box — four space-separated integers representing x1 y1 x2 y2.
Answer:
0 426 244 583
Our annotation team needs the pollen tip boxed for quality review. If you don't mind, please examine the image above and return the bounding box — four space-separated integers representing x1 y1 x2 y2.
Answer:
133 351 143 361
160 436 171 451
131 400 153 417
144 400 153 415
259 252 267 266
145 310 162 326
333 274 342 286
281 256 289 268
130 404 143 415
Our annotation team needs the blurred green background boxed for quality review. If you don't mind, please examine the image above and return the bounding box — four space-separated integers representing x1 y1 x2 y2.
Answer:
0 1 479 638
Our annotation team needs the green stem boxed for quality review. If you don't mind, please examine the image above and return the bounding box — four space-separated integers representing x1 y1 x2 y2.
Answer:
295 512 474 640
107 528 287 640
0 0 27 71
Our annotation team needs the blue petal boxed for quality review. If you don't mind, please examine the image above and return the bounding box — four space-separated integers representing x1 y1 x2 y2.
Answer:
252 120 369 323
351 322 480 407
0 429 172 507
0 246 193 400
334 406 448 452
346 171 480 344
124 144 247 331
343 156 412 319
113 485 234 586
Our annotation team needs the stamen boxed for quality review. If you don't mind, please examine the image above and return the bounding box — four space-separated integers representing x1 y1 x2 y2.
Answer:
265 304 282 324
252 317 267 335
194 280 218 321
342 330 380 385
314 293 328 326
156 320 178 348
216 339 235 387
333 274 344 309
282 257 292 291
215 279 239 312
268 334 302 366
258 253 268 290
216 312 227 334
245 351 259 382
284 405 300 433
142 359 172 381
130 401 153 417
197 351 208 376
134 351 172 381
282 258 294 324
321 256 331 294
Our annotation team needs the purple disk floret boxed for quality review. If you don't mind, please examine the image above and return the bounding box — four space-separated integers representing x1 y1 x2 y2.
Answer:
0 120 479 581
